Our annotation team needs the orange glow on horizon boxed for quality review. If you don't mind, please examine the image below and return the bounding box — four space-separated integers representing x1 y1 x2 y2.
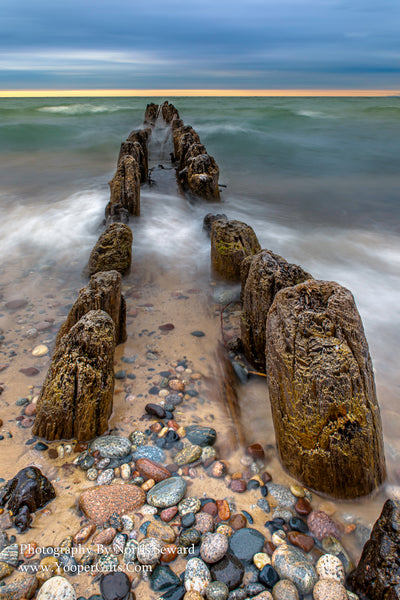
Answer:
0 88 399 98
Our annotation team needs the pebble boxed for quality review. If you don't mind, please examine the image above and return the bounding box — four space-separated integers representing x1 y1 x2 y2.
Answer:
123 539 138 564
86 468 98 481
247 443 265 459
252 593 274 600
19 367 39 377
186 426 217 447
200 532 229 564
120 463 131 480
259 564 280 588
79 484 145 525
169 379 185 392
147 521 176 543
0 544 18 568
231 479 247 493
179 497 201 515
185 557 211 594
195 512 214 534
137 536 163 565
205 580 229 600
289 484 305 498
181 528 202 548
258 498 271 513
315 554 345 583
209 552 244 591
100 572 130 600
112 532 127 554
136 457 171 482
96 469 114 485
73 523 96 545
286 531 314 553
184 592 204 600
165 393 184 407
174 444 202 466
267 484 297 509
91 436 131 458
36 576 76 600
5 299 27 310
295 497 312 516
145 403 166 418
93 527 116 546
32 344 48 357
312 579 348 600
161 506 179 522
0 562 13 580
147 476 187 508
272 579 299 600
254 553 271 569
132 445 166 462
229 513 247 530
229 527 265 564
150 564 181 594
210 461 227 478
272 544 317 595
307 511 342 541
24 403 36 416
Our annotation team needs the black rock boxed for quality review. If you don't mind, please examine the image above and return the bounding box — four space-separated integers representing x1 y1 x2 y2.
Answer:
145 403 166 418
229 528 265 565
150 565 181 593
289 516 309 534
258 564 279 588
210 551 244 591
0 466 56 532
181 513 195 528
190 331 205 337
100 572 131 600
348 499 400 600
186 426 217 447
34 442 48 451
58 554 79 576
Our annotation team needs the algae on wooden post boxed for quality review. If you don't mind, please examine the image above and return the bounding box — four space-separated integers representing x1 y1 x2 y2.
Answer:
265 279 386 498
241 249 312 371
56 270 127 346
32 310 115 442
211 219 261 281
108 154 140 217
87 222 133 277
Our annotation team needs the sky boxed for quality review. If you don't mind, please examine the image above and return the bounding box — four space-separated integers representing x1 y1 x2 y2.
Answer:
1 0 400 90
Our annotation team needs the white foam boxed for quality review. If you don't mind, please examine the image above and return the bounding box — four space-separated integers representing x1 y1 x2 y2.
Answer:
37 104 125 115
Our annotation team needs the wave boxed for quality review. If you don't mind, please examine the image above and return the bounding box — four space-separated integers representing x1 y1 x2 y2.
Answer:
36 103 130 115
295 110 335 119
0 188 106 265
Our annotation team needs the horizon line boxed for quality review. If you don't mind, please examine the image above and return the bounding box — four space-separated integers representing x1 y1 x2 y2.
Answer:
0 88 399 98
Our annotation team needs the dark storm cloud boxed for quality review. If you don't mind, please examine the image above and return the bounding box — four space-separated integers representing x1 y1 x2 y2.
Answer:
1 0 399 88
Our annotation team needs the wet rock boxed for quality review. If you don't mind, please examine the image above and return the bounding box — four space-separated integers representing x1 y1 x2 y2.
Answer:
229 528 265 565
200 532 229 563
272 579 299 600
179 497 201 516
174 445 202 466
147 521 176 544
210 552 244 591
73 522 96 545
100 571 130 600
56 270 127 345
86 223 133 277
36 575 76 600
186 153 220 200
286 531 314 553
307 511 341 541
320 536 354 574
145 403 166 418
91 435 131 458
258 564 279 588
0 572 37 600
272 544 317 595
265 279 386 498
0 562 13 580
205 581 229 600
241 249 312 372
147 476 187 508
211 219 261 281
108 153 140 217
136 458 171 482
126 128 151 181
186 426 217 447
185 557 211 594
195 512 215 534
19 367 39 377
348 499 400 600
313 579 348 600
173 126 201 169
5 299 27 310
315 554 345 583
132 445 166 462
123 539 138 564
137 537 163 565
79 483 145 525
161 101 180 125
32 311 115 442
203 213 227 235
180 528 202 548
0 544 18 567
0 466 55 532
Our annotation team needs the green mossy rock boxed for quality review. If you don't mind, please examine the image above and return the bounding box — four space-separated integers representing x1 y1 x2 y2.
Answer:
87 222 133 277
211 219 261 281
241 249 312 371
266 279 386 498
56 270 126 346
32 310 115 442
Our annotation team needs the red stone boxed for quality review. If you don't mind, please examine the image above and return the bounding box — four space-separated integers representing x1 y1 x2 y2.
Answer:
202 502 218 517
159 323 175 331
287 530 314 553
160 507 178 522
19 367 39 377
295 497 312 516
230 479 247 493
229 514 247 530
264 541 276 556
160 543 178 563
136 458 171 483
261 471 272 483
247 443 265 459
